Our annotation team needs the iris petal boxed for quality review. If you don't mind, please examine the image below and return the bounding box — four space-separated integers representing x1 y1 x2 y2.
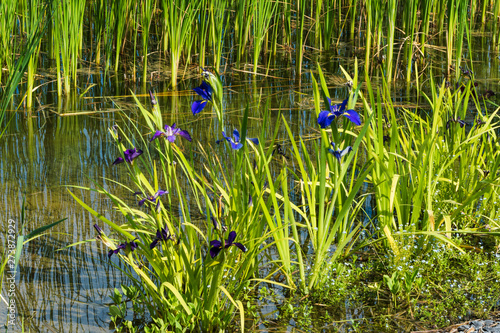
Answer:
210 246 222 259
210 240 222 247
193 81 212 101
222 131 231 143
233 242 247 253
154 190 168 198
211 217 220 230
233 129 240 143
226 231 237 246
231 142 244 150
343 110 361 125
328 143 353 163
340 146 353 158
318 111 335 128
178 130 192 142
150 130 165 142
192 100 208 115
150 239 159 249
247 138 259 145
331 99 348 113
112 157 124 165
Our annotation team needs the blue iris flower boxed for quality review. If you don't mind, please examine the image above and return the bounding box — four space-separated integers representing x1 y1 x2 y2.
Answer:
221 129 259 150
192 81 213 115
328 142 353 163
317 98 361 128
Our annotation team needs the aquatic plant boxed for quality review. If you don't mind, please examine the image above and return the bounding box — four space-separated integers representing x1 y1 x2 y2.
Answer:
209 231 247 258
328 142 353 164
220 129 259 150
251 0 277 74
192 81 213 115
317 98 361 128
150 124 192 143
135 190 168 211
69 83 272 331
192 68 224 126
161 0 200 88
112 148 143 165
107 239 138 258
149 226 173 249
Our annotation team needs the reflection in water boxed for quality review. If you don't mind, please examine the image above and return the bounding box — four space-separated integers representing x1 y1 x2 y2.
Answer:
0 41 498 331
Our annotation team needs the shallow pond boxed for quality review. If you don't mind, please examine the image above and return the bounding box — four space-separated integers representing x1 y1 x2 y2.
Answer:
1 30 500 332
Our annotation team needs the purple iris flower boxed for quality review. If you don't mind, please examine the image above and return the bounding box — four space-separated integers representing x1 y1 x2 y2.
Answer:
150 226 172 249
209 231 247 259
112 148 143 165
135 190 168 211
328 142 353 163
150 123 192 143
108 239 138 258
192 81 213 115
317 98 361 128
221 129 259 150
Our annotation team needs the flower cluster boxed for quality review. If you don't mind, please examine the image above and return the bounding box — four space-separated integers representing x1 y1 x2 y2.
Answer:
101 75 252 264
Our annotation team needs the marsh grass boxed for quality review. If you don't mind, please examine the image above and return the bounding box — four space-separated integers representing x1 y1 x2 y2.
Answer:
66 54 500 331
2 0 500 88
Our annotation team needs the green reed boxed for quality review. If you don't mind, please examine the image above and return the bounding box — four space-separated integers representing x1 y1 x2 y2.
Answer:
0 0 17 84
312 0 320 48
22 0 43 108
278 62 373 291
385 0 397 83
296 0 306 76
52 0 85 95
2 0 500 96
91 0 106 65
161 0 199 88
353 65 500 255
196 0 209 68
454 0 469 79
321 0 335 50
209 0 227 72
419 0 434 57
0 0 48 132
252 0 276 74
70 89 286 330
402 0 418 83
364 0 373 74
493 0 500 50
235 0 252 66
141 0 156 81
0 200 65 310
350 0 358 40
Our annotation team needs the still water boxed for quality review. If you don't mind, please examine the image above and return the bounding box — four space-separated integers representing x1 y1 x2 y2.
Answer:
1 40 499 332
